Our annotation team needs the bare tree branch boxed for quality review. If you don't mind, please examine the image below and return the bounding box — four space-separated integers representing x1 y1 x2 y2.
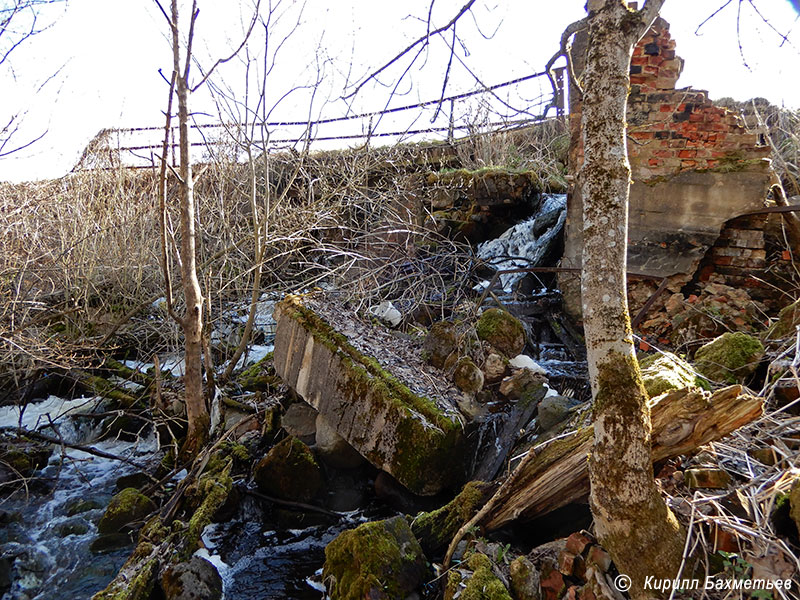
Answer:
344 0 476 100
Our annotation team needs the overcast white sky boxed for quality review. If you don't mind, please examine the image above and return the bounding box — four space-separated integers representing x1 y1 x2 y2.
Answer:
1 0 798 182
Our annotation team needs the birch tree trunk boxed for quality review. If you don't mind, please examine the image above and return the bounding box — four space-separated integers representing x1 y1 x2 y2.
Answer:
580 1 684 596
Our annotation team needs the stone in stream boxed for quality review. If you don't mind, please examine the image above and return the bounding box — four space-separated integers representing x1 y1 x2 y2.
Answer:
253 436 324 503
323 516 428 600
97 487 156 534
161 556 223 600
272 295 466 496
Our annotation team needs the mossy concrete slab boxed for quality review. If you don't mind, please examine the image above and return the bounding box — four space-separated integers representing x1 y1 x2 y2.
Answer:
273 295 465 495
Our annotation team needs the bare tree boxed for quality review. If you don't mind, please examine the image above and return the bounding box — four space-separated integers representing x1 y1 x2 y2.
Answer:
0 0 66 158
153 0 259 459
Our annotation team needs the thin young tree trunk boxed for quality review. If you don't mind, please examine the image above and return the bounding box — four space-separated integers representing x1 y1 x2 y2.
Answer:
580 1 683 596
171 0 208 458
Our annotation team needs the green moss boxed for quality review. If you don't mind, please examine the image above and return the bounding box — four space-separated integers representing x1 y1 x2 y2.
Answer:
91 558 157 600
459 553 513 600
183 460 233 559
253 436 323 502
237 351 278 391
323 516 428 600
279 297 456 431
638 351 709 397
83 375 142 408
764 298 800 341
475 308 525 357
694 332 765 384
411 481 492 555
97 488 156 534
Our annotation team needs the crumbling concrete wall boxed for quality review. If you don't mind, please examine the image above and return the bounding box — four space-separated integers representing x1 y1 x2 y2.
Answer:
561 17 773 319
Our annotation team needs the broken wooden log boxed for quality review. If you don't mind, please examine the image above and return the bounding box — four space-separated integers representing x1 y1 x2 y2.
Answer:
474 385 762 532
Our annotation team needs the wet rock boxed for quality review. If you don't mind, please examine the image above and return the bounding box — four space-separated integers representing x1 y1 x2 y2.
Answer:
694 332 764 384
482 353 507 383
499 369 546 401
326 471 368 512
476 308 526 357
56 518 89 537
97 487 156 534
281 402 318 445
161 556 223 600
510 556 541 600
537 395 583 431
114 472 152 493
66 498 104 517
456 395 489 421
315 413 365 470
253 436 323 503
453 357 484 394
638 351 707 397
374 471 419 514
323 516 428 600
685 467 731 490
90 532 132 553
423 321 459 369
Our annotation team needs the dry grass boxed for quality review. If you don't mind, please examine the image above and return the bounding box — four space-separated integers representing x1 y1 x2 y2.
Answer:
1 134 526 398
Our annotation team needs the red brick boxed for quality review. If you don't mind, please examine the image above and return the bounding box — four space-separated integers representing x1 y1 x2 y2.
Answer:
630 131 654 140
566 532 594 555
678 149 696 158
681 159 697 168
648 158 662 167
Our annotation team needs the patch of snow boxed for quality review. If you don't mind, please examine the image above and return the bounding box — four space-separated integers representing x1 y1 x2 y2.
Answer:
509 355 547 376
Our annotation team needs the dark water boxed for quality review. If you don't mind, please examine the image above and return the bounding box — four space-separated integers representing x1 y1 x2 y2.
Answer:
205 494 393 600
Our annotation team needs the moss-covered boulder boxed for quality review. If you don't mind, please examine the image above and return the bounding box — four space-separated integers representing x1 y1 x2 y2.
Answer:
476 309 525 357
446 553 513 600
638 351 707 397
693 332 765 384
0 432 52 489
453 357 484 395
323 516 428 600
97 488 156 534
253 436 323 503
423 321 459 369
510 556 540 600
411 481 493 555
763 298 800 341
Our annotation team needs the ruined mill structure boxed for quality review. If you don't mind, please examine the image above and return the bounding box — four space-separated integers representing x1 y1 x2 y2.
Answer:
561 17 776 319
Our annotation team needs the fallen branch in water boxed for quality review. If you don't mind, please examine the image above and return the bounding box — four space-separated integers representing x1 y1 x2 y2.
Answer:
7 426 159 484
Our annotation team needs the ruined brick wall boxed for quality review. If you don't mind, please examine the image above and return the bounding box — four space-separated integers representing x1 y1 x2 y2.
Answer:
561 17 773 320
